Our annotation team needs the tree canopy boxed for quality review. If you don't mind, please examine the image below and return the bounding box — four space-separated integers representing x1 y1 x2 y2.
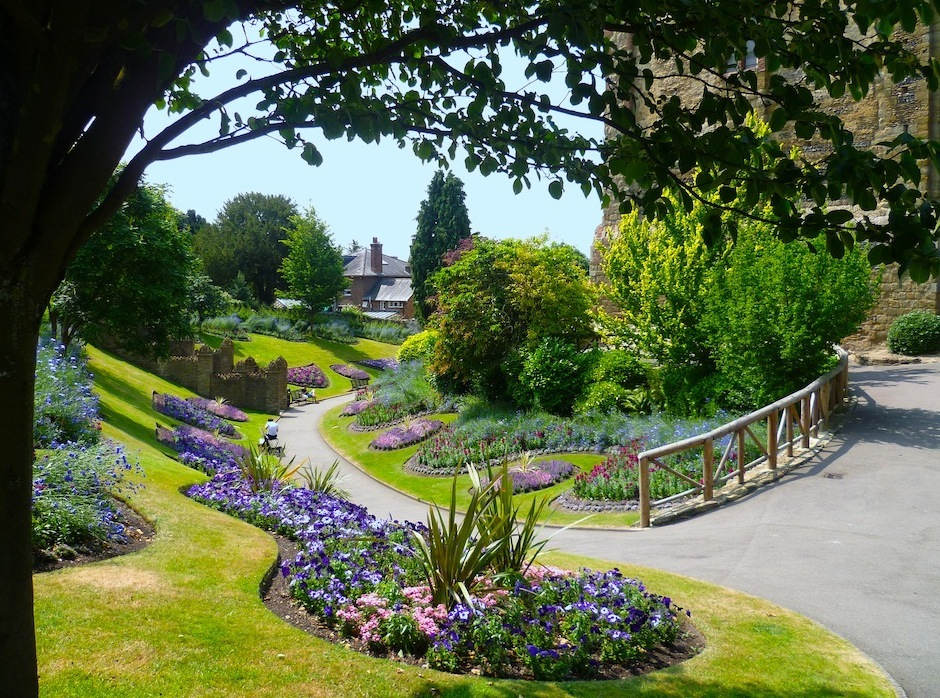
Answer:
49 182 196 357
279 208 347 314
194 192 298 304
429 236 596 398
410 170 472 320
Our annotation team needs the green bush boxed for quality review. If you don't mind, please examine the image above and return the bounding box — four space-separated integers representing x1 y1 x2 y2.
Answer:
887 311 940 355
398 329 438 363
603 190 875 412
587 349 648 389
514 337 587 415
576 381 644 415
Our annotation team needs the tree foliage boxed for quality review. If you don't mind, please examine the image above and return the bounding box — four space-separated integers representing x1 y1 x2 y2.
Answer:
603 192 875 412
279 208 347 315
430 237 596 399
194 192 298 304
410 171 472 320
49 182 196 357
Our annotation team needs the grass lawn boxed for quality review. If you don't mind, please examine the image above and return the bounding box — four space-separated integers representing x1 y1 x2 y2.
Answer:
198 332 399 399
320 404 642 528
32 351 895 696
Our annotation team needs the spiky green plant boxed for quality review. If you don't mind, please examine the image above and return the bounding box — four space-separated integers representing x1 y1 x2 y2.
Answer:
411 465 511 607
299 459 349 499
237 445 301 493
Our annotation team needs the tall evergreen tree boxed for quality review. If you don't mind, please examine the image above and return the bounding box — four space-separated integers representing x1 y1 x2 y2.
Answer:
409 171 471 321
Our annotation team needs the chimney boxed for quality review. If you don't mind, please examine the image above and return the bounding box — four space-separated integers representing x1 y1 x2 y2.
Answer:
370 236 382 274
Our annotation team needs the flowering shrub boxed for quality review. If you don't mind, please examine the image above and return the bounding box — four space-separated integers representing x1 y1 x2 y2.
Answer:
356 358 400 371
331 363 370 381
32 441 141 552
34 339 100 447
186 464 687 679
495 459 575 493
156 424 247 474
187 396 248 422
287 363 329 388
355 401 409 427
152 392 239 437
341 400 373 416
572 444 642 500
371 419 444 450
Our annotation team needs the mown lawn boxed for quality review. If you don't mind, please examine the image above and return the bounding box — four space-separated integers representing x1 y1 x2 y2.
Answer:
320 404 642 528
33 351 895 696
198 332 399 398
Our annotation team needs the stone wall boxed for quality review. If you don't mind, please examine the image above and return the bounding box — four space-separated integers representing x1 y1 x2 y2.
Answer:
591 21 940 341
109 338 288 414
843 265 940 349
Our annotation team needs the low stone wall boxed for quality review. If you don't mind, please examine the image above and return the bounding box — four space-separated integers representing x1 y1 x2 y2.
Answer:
843 264 940 349
106 338 287 414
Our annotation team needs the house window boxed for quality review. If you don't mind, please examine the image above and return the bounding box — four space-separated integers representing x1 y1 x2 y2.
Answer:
386 300 404 309
362 301 369 308
726 40 758 73
343 288 352 296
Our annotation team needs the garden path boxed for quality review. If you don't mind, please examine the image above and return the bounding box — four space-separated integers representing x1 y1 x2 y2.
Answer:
279 362 940 697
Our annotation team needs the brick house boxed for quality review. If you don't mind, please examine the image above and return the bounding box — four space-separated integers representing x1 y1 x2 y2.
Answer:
339 237 415 319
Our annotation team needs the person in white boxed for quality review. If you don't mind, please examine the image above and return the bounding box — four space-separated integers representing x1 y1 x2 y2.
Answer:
264 418 279 440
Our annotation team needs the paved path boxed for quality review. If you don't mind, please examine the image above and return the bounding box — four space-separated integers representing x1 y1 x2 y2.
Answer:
280 363 940 696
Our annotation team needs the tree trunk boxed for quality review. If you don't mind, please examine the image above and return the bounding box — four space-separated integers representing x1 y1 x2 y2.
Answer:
0 277 41 695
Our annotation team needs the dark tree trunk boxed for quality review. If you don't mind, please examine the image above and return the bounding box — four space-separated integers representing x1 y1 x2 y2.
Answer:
0 271 43 696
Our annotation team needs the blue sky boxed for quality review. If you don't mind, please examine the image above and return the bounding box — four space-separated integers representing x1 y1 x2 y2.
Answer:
126 31 605 260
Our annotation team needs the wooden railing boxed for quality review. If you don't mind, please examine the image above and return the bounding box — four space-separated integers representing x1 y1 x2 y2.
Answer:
638 348 850 527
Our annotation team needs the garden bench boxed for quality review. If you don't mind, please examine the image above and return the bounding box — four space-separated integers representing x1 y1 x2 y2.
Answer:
288 387 317 406
350 377 370 389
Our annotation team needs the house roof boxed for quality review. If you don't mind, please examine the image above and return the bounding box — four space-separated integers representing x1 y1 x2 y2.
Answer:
273 298 304 309
343 248 411 277
363 310 400 320
364 277 413 302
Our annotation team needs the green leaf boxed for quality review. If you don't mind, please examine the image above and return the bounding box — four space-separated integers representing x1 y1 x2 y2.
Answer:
718 186 736 203
301 143 323 166
769 108 788 132
203 0 226 22
548 180 563 199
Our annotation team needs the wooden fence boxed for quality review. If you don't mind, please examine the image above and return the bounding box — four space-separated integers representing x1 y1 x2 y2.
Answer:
637 348 850 527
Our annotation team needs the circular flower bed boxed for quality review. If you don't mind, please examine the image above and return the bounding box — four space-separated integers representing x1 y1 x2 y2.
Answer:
152 392 240 437
331 363 370 381
356 358 400 371
187 396 248 422
341 399 373 416
497 459 575 493
287 363 329 388
187 465 692 680
370 418 444 450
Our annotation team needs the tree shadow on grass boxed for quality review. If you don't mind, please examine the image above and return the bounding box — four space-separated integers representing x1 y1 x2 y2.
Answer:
410 676 886 698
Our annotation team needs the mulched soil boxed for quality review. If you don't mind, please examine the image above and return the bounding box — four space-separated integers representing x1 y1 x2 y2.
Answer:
33 499 155 573
261 533 705 681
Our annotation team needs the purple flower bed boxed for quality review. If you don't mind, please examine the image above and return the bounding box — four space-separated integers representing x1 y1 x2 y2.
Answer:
152 392 239 437
499 459 575 493
341 400 373 416
356 358 400 371
370 419 444 450
156 423 247 474
186 463 687 679
287 363 328 388
187 396 248 422
330 363 370 381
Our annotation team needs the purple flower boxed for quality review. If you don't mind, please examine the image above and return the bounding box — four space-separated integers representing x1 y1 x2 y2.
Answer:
330 364 370 381
152 393 240 437
356 358 399 371
187 397 248 422
370 419 444 450
287 363 328 388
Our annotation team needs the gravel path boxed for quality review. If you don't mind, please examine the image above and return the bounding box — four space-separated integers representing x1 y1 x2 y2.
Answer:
279 363 940 696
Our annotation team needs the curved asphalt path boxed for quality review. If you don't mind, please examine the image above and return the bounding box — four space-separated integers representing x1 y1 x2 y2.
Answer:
280 363 940 696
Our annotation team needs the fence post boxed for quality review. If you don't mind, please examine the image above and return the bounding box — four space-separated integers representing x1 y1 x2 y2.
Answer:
639 456 650 528
801 395 811 449
786 405 794 457
737 429 746 484
703 438 714 501
767 411 778 470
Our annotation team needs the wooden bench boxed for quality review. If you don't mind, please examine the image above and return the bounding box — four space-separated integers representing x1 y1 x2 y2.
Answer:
288 388 317 406
350 377 370 389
